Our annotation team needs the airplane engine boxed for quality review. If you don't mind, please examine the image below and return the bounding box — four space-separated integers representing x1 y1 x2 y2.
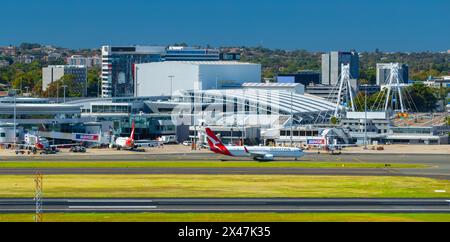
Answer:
255 154 274 162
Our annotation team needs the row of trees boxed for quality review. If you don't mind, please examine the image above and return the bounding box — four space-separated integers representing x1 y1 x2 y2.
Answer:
0 60 100 97
239 47 450 82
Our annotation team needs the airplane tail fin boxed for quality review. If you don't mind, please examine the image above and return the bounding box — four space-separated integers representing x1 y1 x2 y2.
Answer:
205 128 224 147
205 128 232 156
130 120 135 140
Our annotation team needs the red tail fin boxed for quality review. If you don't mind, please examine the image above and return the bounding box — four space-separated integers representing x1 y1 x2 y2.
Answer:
205 128 231 156
205 128 223 149
130 120 135 140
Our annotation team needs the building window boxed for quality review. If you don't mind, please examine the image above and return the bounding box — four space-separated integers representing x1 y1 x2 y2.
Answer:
0 133 5 138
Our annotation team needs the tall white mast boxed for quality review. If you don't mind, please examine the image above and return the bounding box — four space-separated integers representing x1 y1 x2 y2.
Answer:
334 64 356 117
384 63 405 113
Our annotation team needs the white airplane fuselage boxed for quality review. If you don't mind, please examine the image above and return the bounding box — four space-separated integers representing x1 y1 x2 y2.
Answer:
205 128 305 161
225 146 304 158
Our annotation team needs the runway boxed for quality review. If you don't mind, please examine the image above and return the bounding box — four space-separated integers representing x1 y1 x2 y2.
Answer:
1 153 450 179
1 198 450 213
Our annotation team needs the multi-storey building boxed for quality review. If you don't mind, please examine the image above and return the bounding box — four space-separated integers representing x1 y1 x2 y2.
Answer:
376 63 409 85
321 51 359 86
163 46 220 61
101 45 226 98
42 65 88 96
101 46 166 98
67 55 102 68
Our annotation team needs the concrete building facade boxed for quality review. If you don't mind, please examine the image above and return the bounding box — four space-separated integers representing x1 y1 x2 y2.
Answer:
376 63 409 85
134 61 262 97
322 51 359 86
101 45 225 98
42 65 88 96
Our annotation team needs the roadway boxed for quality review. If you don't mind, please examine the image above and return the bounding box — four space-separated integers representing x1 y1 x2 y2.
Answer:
1 198 450 213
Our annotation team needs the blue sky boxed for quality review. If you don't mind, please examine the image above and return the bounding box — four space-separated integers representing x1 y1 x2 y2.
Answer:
1 0 449 51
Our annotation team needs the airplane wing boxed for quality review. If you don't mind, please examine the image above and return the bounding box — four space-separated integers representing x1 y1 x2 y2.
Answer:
50 143 81 148
243 147 272 159
248 152 269 159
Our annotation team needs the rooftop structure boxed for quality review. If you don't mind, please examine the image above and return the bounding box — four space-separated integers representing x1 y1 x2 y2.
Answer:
134 61 261 97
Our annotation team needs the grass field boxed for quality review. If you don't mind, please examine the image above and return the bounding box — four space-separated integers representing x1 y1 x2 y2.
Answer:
0 161 426 169
2 213 450 222
0 175 448 198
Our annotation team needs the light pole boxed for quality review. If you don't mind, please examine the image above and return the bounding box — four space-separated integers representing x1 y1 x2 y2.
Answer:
290 90 294 147
61 85 68 103
242 89 245 146
168 75 175 97
98 78 101 98
56 82 59 103
24 86 30 96
10 89 19 149
364 87 368 150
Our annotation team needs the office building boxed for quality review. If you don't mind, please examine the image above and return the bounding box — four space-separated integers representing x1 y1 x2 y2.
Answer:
101 45 166 98
101 45 225 98
276 71 321 86
134 61 261 97
163 46 220 61
42 65 88 96
220 52 241 61
376 63 409 85
67 55 101 68
321 51 359 86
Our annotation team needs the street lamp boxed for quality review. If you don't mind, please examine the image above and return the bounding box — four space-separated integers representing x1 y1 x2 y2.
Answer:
168 75 175 97
290 90 294 147
56 82 59 103
61 85 68 103
10 89 19 149
24 86 30 96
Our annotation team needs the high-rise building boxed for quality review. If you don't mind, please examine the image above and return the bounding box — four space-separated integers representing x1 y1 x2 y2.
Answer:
376 63 409 85
42 65 88 96
101 46 166 98
101 45 224 98
321 51 359 86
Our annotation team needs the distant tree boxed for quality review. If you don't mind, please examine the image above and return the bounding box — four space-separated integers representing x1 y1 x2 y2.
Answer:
405 83 438 112
43 74 82 98
330 116 339 125
87 67 100 97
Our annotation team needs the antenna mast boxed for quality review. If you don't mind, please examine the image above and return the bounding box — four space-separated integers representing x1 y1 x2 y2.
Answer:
334 64 356 117
384 63 405 113
34 173 43 222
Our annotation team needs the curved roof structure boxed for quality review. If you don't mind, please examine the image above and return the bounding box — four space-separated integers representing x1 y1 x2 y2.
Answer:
172 89 337 124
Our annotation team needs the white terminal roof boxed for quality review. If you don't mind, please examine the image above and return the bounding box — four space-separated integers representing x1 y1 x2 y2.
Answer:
175 89 337 115
242 83 301 88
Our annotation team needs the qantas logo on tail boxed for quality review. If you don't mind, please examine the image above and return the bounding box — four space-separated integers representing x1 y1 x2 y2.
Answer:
205 128 232 156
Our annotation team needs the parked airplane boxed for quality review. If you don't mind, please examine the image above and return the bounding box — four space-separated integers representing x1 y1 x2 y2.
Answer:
115 120 137 150
20 134 78 154
205 128 305 161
